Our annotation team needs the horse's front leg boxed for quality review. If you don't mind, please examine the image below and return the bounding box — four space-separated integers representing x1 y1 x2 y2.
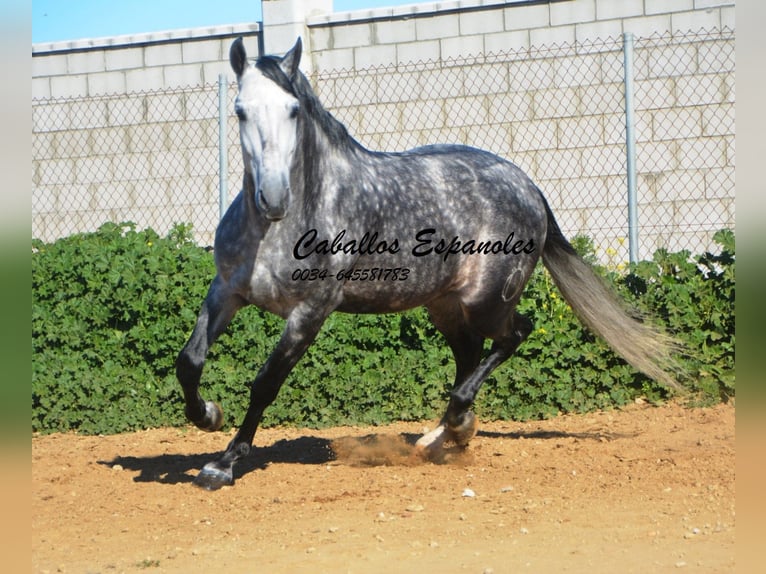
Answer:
194 302 332 490
176 276 245 431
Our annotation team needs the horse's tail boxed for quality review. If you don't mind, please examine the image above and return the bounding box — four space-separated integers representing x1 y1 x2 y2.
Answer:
539 197 685 392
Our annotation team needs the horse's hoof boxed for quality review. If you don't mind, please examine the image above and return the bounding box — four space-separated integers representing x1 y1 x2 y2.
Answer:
195 401 224 432
447 411 478 446
415 424 447 460
193 463 233 491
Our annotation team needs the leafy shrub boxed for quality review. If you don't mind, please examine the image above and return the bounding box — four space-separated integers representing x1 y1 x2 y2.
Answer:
32 223 734 435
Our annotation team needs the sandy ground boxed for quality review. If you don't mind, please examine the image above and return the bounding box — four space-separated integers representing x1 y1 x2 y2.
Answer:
32 400 734 573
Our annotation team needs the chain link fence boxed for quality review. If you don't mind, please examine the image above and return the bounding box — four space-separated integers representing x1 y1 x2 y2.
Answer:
32 28 734 262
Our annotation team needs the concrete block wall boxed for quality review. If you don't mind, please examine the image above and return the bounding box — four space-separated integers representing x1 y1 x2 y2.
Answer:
32 0 735 259
32 25 259 244
32 24 260 99
307 0 734 72
305 0 735 260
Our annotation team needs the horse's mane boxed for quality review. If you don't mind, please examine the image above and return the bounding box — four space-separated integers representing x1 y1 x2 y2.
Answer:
255 55 358 152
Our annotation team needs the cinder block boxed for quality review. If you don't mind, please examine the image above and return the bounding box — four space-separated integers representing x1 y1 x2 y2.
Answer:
106 96 145 128
675 198 732 229
643 44 697 79
533 87 580 120
164 64 204 89
553 54 603 89
133 179 171 207
622 14 672 37
445 95 488 127
32 77 51 100
463 62 508 97
460 9 505 35
67 51 106 74
50 74 88 98
645 0 693 16
377 69 421 103
396 41 440 66
484 30 530 54
649 169 706 202
671 9 721 33
312 48 354 72
704 167 735 199
581 83 623 116
551 0 596 26
417 67 464 99
652 107 703 140
74 156 112 184
634 78 675 111
359 103 402 134
105 46 144 72
87 128 130 156
441 35 484 60
187 148 217 177
332 23 372 49
67 99 108 130
530 24 576 48
581 144 626 176
636 140 677 172
558 115 605 149
696 40 735 74
125 66 165 92
374 19 416 44
144 43 183 67
676 74 724 106
504 3 550 31
415 13 459 41
596 0 643 20
511 119 557 152
355 44 397 69
112 153 152 183
95 181 134 209
32 53 68 77
151 150 188 179
488 92 533 124
32 183 56 214
185 90 218 121
467 123 511 155
508 58 556 92
54 128 91 159
402 100 444 132
87 71 126 96
182 39 222 64
147 93 184 123
575 19 623 44
310 27 332 52
678 137 727 170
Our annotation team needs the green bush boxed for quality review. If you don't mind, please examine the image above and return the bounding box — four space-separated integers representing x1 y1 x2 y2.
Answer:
32 223 734 435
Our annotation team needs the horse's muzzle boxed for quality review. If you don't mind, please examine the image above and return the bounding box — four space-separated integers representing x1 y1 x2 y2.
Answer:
256 187 289 221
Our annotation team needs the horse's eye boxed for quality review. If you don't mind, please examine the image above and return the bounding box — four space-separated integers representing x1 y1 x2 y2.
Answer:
235 105 246 121
288 103 299 119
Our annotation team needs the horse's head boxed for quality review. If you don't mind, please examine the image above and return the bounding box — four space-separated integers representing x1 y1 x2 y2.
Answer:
230 37 303 222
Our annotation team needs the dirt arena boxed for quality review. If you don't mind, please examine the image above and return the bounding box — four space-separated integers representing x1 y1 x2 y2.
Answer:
32 400 734 573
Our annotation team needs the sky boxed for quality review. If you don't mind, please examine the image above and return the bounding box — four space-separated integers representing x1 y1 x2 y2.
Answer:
32 0 422 44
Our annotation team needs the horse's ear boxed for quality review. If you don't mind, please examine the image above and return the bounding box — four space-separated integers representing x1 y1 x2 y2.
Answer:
230 37 248 78
280 37 302 80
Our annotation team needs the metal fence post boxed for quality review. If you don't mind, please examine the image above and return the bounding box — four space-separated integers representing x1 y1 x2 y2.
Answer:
623 32 638 264
218 73 229 221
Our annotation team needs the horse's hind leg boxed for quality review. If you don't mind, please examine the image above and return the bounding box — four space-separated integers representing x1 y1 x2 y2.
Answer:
417 299 484 452
418 306 533 453
176 276 245 431
445 310 532 427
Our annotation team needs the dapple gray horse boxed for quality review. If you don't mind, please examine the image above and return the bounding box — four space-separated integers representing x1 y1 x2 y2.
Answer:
176 37 681 490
